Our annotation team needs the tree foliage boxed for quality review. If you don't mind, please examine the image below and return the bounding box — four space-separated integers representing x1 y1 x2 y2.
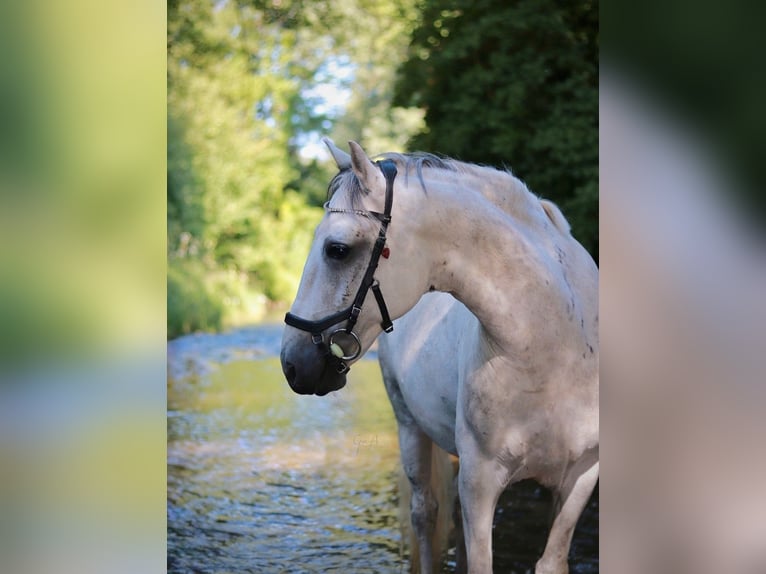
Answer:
167 0 326 336
394 0 598 256
321 0 425 153
167 0 423 337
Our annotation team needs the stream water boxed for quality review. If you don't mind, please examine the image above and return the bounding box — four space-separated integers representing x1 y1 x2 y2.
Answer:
167 325 597 573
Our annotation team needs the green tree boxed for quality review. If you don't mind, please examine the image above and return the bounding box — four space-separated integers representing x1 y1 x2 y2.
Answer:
322 0 425 153
166 0 426 337
395 0 598 256
167 0 326 335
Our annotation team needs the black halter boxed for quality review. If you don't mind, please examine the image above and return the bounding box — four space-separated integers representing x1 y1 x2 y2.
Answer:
284 159 397 374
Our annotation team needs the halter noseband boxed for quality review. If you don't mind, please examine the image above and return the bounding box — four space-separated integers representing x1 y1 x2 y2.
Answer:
284 159 397 374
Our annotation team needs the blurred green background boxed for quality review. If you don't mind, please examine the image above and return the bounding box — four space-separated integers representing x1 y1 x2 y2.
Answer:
167 0 598 339
0 3 166 573
0 0 165 364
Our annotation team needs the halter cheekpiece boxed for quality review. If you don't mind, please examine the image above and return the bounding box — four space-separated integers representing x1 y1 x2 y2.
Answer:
284 159 397 374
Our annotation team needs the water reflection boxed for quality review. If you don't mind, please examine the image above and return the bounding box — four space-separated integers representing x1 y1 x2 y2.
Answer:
168 327 597 573
168 356 404 573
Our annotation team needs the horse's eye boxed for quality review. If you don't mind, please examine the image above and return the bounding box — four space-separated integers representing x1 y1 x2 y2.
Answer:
325 243 351 261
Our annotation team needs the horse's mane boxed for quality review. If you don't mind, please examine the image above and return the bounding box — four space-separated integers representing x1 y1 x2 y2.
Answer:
326 152 457 205
327 152 571 235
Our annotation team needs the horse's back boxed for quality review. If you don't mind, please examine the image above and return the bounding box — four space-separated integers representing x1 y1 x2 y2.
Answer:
378 292 477 455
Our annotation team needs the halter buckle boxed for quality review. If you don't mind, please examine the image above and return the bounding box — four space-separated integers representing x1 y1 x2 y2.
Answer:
311 332 324 345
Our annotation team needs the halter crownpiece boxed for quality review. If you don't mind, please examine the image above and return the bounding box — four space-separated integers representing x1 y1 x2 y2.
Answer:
284 159 397 374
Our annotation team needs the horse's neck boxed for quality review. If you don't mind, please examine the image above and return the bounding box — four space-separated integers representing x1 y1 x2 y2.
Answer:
421 178 568 353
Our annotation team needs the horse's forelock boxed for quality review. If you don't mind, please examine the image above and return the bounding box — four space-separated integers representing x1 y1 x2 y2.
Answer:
326 168 366 208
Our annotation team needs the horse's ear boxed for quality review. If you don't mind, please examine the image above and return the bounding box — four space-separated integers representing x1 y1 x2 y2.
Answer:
349 141 385 194
322 137 351 170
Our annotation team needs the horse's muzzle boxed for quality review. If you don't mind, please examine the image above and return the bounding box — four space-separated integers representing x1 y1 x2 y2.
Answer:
280 346 347 396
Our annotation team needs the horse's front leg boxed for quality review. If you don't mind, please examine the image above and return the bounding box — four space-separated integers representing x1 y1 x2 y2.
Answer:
536 453 598 574
398 423 439 574
456 441 508 574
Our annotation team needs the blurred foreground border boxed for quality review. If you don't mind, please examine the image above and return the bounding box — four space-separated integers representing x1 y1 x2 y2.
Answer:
602 1 766 571
0 1 166 573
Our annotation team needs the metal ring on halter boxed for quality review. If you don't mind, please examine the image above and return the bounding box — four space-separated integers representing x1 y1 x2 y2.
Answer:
328 329 362 361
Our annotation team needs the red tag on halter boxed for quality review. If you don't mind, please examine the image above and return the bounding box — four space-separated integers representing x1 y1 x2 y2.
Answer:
382 247 390 259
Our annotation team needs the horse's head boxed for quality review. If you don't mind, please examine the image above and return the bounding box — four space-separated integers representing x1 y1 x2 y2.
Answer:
281 140 430 395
